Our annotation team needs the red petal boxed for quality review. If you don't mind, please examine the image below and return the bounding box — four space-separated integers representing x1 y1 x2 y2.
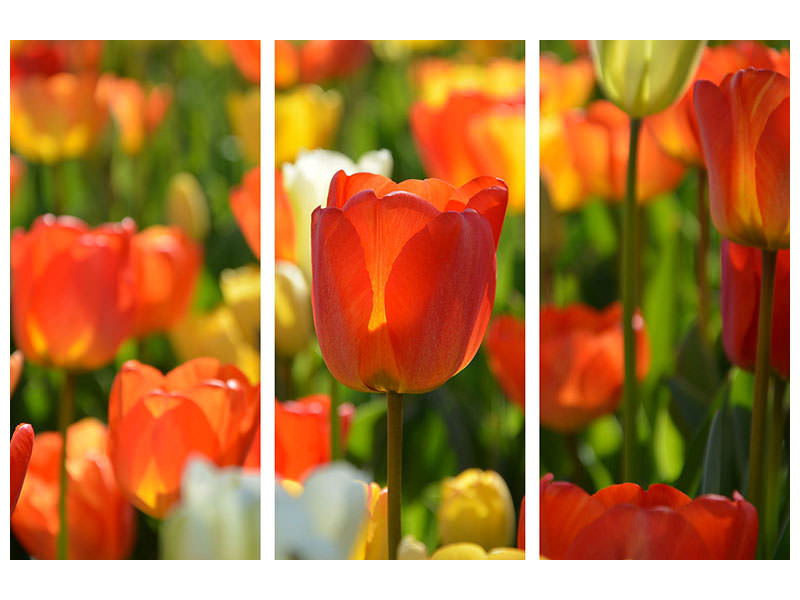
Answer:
755 97 789 248
539 474 605 559
678 493 758 559
10 423 34 514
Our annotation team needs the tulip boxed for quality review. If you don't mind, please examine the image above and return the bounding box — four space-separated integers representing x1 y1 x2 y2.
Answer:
11 418 136 559
275 169 296 262
220 265 261 349
539 53 594 116
412 57 525 108
540 474 757 559
108 358 260 518
430 543 525 560
10 73 108 163
227 87 261 165
130 226 202 338
230 166 261 260
10 155 25 200
350 482 389 560
485 314 525 411
517 495 525 550
11 215 135 371
437 468 515 551
275 85 342 165
299 40 371 84
591 40 706 118
371 40 448 61
694 68 789 250
721 240 789 380
275 395 355 481
10 40 103 81
10 351 24 396
166 172 210 241
282 148 393 277
275 260 312 357
275 40 300 89
540 302 650 432
227 40 260 84
161 458 260 559
243 420 260 470
10 423 34 514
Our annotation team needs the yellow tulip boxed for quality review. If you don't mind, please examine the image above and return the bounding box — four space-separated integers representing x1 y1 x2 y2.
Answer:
349 482 388 560
220 265 260 348
430 543 488 560
275 85 342 165
166 172 210 241
487 548 525 560
227 88 261 165
275 260 312 357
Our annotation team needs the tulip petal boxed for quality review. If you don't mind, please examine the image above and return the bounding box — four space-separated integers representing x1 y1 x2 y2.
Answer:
461 177 509 248
539 474 605 560
755 97 790 248
678 492 758 559
11 423 34 514
108 360 165 432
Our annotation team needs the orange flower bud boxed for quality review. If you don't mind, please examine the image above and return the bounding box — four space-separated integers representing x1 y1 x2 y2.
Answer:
11 418 135 559
312 172 507 394
299 40 370 84
10 40 103 81
11 215 136 371
227 40 260 84
10 423 34 514
275 40 299 89
539 53 594 116
108 358 260 518
230 166 261 260
485 314 525 411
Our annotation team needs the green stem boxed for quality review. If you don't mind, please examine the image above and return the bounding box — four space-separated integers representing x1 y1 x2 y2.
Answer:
764 376 787 558
329 377 341 461
747 249 778 523
387 391 403 560
621 117 642 483
57 372 76 560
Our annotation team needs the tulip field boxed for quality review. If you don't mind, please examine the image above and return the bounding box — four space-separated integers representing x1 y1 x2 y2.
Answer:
540 41 789 559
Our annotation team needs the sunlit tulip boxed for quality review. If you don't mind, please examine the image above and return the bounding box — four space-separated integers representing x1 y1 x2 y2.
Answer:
275 169 296 262
10 73 108 163
220 265 261 349
10 40 103 81
161 458 260 559
282 148 393 277
275 85 342 165
411 91 525 212
350 482 389 560
312 172 507 394
96 75 172 154
413 58 525 107
539 53 594 116
11 215 135 371
517 495 525 550
438 468 515 551
130 226 202 338
275 40 300 89
694 69 789 250
485 315 525 411
540 100 686 211
10 423 34 514
540 302 650 432
11 418 135 559
243 420 260 470
721 240 789 379
591 40 706 117
108 358 260 518
227 40 260 84
540 474 757 559
397 534 429 559
275 395 355 481
166 172 210 242
299 40 371 84
10 351 24 395
230 166 261 260
275 260 312 357
227 87 261 165
10 155 25 199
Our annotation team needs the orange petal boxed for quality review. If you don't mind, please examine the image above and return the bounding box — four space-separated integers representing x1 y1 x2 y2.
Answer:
539 474 605 560
678 492 758 559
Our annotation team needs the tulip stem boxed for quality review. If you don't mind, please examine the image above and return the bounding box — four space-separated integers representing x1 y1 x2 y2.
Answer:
696 169 710 343
386 391 403 560
621 117 642 483
57 371 76 560
764 375 787 558
330 377 341 461
747 249 777 525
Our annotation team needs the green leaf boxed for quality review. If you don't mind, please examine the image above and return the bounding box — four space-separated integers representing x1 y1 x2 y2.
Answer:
345 398 386 463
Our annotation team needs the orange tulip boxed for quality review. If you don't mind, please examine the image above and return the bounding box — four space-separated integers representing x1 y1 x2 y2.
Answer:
694 68 789 250
539 53 594 116
10 155 25 199
10 423 34 515
130 226 202 338
11 418 136 559
312 171 507 394
648 42 788 166
275 168 296 262
299 40 370 84
108 358 260 517
541 100 686 211
227 40 260 84
230 166 261 260
275 40 300 89
412 58 525 107
721 240 789 379
540 474 757 559
10 40 103 81
10 351 24 396
275 395 355 481
540 302 650 432
485 315 525 411
11 215 136 371
10 73 108 163
243 419 261 470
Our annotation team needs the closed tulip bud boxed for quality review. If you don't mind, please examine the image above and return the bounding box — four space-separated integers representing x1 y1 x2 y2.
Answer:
11 215 136 371
220 265 260 349
227 88 261 165
397 534 429 560
275 85 342 166
227 40 260 84
161 458 260 559
230 166 261 260
299 40 371 84
438 468 515 551
275 260 312 357
10 423 34 514
11 418 136 559
166 172 210 241
108 358 260 518
591 40 706 117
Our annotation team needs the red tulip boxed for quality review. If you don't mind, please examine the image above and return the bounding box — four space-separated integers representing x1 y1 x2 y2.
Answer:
230 166 261 260
517 495 525 550
721 239 789 379
694 69 789 250
11 215 136 371
275 395 355 481
130 226 202 338
485 315 525 411
312 171 507 393
299 40 370 84
540 302 650 432
108 358 260 517
540 474 758 559
243 420 261 471
227 40 260 84
10 423 34 515
11 418 136 559
10 40 103 81
275 168 296 262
